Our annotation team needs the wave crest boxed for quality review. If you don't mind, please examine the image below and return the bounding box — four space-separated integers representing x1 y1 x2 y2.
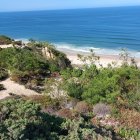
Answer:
53 43 140 58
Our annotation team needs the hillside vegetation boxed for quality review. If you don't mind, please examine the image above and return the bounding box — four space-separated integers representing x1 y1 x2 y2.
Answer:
0 36 140 140
0 35 13 45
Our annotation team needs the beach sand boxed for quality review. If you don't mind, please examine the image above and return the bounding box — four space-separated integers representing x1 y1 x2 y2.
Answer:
57 48 140 67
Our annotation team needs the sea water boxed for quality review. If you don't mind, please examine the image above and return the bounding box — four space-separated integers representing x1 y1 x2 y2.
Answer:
0 6 140 56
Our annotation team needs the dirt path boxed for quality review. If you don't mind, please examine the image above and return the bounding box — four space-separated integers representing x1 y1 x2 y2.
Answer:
0 78 39 100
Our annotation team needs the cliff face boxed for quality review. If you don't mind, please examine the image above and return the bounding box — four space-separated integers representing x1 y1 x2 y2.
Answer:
42 47 55 59
41 46 71 69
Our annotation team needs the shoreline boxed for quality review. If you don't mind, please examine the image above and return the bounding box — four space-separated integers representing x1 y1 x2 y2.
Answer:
57 48 140 67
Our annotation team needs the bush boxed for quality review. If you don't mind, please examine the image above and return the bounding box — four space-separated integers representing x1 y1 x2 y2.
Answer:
27 41 71 71
0 47 49 72
0 35 13 45
119 108 140 129
56 108 77 119
0 98 64 140
62 98 79 109
60 68 72 79
28 95 60 108
60 117 115 140
0 98 47 139
74 101 90 115
118 127 140 140
0 84 5 91
64 82 83 99
0 68 8 81
0 47 49 84
93 103 111 118
71 68 82 77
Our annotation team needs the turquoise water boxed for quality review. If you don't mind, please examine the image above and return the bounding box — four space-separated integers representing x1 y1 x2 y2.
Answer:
0 6 140 55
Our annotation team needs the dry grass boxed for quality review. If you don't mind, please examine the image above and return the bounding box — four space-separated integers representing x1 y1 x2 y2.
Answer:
119 108 140 129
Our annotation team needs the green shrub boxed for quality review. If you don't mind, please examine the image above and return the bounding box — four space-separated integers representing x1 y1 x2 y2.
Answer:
0 47 49 72
60 117 115 140
49 60 60 72
0 35 13 45
0 47 49 84
28 95 60 108
0 68 8 81
118 127 140 140
60 68 73 79
64 82 83 99
71 68 82 77
0 98 64 140
27 41 71 71
0 84 5 91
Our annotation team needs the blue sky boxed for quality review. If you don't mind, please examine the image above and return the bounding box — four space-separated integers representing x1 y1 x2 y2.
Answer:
0 0 140 12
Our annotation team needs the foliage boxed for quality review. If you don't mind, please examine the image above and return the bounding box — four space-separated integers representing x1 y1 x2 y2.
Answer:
0 37 140 139
0 84 5 91
0 47 49 85
62 62 140 111
0 68 8 81
0 98 64 140
77 49 100 66
28 95 60 109
74 101 90 115
119 108 140 129
59 51 140 139
0 35 13 45
0 47 49 72
60 118 117 140
60 68 73 79
63 82 83 99
93 103 111 118
27 40 71 71
0 98 121 140
56 108 77 119
0 98 47 139
118 127 140 140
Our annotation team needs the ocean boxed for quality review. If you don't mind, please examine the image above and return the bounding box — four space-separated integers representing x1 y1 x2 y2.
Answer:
0 6 140 56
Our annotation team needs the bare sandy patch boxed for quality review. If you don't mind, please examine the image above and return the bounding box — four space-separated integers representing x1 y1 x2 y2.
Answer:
0 78 39 100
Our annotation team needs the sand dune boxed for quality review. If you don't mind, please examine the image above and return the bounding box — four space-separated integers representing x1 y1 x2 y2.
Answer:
0 78 38 100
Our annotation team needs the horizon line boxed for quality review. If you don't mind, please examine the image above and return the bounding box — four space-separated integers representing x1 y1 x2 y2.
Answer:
0 5 140 13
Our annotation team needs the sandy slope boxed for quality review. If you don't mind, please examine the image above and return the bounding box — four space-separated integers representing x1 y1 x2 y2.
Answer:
0 78 38 100
0 44 14 48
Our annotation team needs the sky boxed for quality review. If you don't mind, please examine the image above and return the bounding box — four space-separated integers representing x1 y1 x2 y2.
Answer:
0 0 140 12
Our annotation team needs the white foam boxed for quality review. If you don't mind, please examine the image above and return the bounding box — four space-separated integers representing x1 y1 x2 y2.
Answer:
53 42 140 58
53 43 102 53
15 38 29 43
12 39 140 58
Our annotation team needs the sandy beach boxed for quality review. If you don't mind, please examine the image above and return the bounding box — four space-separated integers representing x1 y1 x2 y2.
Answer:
58 48 140 67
